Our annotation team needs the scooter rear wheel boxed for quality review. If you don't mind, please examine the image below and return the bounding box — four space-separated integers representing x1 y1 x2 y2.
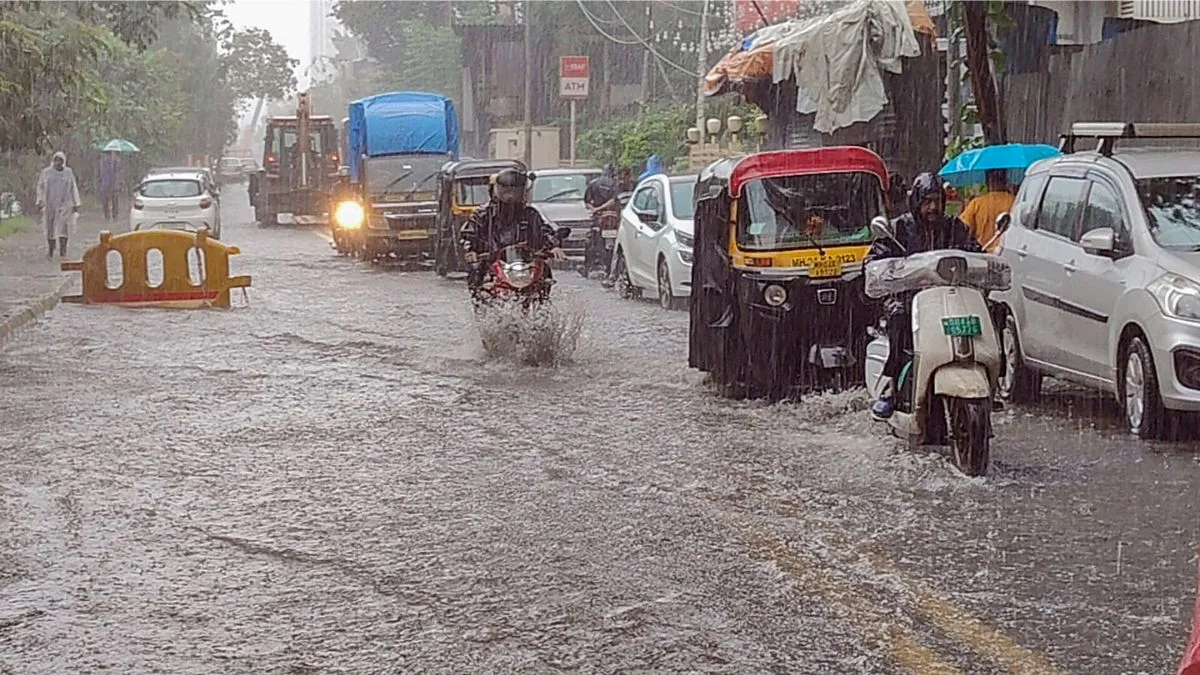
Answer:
946 396 991 477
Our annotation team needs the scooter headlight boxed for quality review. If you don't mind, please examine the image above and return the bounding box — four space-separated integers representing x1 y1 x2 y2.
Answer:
334 200 365 230
763 284 787 307
503 262 535 289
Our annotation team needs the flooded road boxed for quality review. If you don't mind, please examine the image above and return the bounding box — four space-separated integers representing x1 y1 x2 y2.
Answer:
1 186 1196 673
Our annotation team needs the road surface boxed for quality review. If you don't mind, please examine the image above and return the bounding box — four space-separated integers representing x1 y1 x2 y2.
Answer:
1 186 1196 673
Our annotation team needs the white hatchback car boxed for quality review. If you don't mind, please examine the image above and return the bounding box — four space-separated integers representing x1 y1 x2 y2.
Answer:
131 172 221 239
613 173 697 309
995 122 1200 439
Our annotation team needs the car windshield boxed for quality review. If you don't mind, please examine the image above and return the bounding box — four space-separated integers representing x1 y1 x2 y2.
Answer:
737 172 884 251
531 173 595 202
670 177 697 220
139 180 202 198
365 156 444 197
1137 176 1200 249
457 178 491 207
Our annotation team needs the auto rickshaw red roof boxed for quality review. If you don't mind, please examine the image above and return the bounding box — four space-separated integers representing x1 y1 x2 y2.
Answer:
727 146 890 197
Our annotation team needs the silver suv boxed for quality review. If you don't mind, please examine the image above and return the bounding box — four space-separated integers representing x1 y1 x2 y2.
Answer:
995 122 1200 439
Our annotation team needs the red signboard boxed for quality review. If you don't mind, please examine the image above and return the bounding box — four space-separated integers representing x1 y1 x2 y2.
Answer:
559 56 590 98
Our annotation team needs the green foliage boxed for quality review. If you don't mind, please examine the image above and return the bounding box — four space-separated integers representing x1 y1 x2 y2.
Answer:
944 135 986 163
577 99 765 171
222 27 298 102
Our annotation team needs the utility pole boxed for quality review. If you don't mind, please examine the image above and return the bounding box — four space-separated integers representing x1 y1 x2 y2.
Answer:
523 0 533 169
641 2 652 110
695 0 710 134
946 29 961 143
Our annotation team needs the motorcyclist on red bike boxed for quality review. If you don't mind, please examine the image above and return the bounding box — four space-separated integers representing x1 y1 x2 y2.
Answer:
461 168 565 292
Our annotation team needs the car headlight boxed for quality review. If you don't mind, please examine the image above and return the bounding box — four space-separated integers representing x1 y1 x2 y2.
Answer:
334 200 365 230
763 283 787 307
1148 273 1200 322
676 231 694 248
502 262 534 289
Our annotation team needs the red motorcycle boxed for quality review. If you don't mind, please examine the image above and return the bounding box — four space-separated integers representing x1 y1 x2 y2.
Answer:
580 198 621 278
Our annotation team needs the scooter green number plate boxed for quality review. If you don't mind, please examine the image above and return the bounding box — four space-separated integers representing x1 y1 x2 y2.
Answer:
942 315 982 337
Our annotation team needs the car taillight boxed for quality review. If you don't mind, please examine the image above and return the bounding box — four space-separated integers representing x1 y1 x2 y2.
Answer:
133 199 144 210
199 197 213 209
266 153 277 165
330 152 339 163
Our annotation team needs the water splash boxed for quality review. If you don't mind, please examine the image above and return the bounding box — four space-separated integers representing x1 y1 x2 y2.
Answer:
474 292 585 367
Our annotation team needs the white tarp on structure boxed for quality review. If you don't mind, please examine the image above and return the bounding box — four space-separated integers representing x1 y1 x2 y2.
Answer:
770 1 921 134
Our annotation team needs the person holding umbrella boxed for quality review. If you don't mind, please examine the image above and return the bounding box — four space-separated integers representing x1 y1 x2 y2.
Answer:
959 169 1015 252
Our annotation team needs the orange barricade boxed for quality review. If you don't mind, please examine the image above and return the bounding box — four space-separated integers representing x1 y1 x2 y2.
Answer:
61 228 251 309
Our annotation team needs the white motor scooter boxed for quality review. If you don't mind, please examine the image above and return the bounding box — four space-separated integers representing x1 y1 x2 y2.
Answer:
862 215 1012 476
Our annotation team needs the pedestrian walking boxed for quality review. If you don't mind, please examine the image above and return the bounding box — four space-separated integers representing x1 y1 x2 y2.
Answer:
36 151 81 258
98 149 121 221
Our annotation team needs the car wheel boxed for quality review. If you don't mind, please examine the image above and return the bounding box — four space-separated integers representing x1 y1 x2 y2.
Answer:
1123 335 1171 440
657 257 682 310
615 251 639 300
999 314 1041 403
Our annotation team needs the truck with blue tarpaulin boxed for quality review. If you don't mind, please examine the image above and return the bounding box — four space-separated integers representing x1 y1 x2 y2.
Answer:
331 91 460 261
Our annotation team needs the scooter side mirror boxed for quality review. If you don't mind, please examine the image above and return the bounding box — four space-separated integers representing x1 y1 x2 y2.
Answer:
870 216 894 241
995 212 1012 234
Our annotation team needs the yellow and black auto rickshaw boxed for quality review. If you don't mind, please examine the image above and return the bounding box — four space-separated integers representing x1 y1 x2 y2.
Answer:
433 158 527 277
688 146 890 401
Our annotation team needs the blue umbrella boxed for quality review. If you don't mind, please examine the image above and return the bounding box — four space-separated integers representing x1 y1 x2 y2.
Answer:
938 143 1061 188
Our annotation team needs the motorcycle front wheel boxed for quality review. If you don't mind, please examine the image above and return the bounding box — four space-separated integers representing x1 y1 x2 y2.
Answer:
945 396 991 477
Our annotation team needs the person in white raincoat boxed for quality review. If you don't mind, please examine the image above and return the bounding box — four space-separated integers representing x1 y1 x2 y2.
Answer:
36 151 81 258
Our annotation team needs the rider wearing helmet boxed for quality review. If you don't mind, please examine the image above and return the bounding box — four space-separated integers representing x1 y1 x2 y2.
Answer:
866 172 983 420
460 168 565 289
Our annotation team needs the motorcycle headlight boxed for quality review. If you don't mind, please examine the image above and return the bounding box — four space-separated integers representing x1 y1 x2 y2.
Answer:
1148 273 1200 322
675 231 694 249
334 200 365 230
503 262 535 289
763 283 787 307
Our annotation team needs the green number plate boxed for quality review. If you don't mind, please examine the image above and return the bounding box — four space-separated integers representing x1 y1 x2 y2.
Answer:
942 315 982 337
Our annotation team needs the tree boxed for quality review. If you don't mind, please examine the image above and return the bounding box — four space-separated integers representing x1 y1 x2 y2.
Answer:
221 27 298 102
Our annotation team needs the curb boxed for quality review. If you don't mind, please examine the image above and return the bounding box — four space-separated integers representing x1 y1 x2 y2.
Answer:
0 276 73 351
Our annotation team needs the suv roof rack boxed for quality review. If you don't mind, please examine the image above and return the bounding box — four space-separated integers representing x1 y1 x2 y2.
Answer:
1060 122 1200 156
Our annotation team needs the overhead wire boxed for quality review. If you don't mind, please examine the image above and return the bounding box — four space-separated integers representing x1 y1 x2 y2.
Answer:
574 0 642 45
601 0 702 78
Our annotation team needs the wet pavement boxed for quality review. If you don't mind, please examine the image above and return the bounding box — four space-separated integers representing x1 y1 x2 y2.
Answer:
1 186 1197 673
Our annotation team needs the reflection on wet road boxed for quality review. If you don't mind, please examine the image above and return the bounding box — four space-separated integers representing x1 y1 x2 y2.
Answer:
1 186 1196 673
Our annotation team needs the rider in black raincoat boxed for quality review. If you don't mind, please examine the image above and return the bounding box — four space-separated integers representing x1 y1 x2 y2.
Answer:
867 172 982 419
460 168 564 291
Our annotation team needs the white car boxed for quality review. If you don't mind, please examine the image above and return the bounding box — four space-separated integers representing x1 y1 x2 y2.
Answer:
131 172 221 239
613 173 697 309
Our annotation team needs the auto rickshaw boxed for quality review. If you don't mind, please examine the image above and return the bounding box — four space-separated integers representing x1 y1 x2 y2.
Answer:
433 158 526 277
688 147 889 401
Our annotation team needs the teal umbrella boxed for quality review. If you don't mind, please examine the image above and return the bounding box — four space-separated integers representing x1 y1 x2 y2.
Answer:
97 138 140 153
938 143 1060 188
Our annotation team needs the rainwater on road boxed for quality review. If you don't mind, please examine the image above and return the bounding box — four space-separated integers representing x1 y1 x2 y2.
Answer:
0 187 1195 674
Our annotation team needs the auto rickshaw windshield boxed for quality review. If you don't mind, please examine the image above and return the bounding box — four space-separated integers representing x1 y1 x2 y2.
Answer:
738 172 884 251
457 178 492 207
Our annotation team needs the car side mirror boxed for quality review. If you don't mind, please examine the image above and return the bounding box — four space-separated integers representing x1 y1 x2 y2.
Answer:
634 206 658 224
870 215 894 240
1080 227 1116 256
995 212 1012 234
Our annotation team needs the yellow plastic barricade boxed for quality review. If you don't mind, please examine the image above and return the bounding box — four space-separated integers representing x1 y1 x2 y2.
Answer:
61 229 251 309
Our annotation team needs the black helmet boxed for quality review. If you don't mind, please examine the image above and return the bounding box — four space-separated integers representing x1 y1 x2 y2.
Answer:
493 168 528 205
908 172 945 216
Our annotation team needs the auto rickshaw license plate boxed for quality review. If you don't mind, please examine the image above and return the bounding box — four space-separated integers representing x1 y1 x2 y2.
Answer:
942 316 982 337
396 230 428 240
602 230 618 238
806 257 843 278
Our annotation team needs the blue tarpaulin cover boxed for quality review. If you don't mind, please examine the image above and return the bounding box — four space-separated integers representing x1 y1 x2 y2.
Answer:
347 91 460 183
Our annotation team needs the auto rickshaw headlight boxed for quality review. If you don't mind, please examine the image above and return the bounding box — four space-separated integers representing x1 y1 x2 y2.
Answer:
334 200 365 230
764 284 788 307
